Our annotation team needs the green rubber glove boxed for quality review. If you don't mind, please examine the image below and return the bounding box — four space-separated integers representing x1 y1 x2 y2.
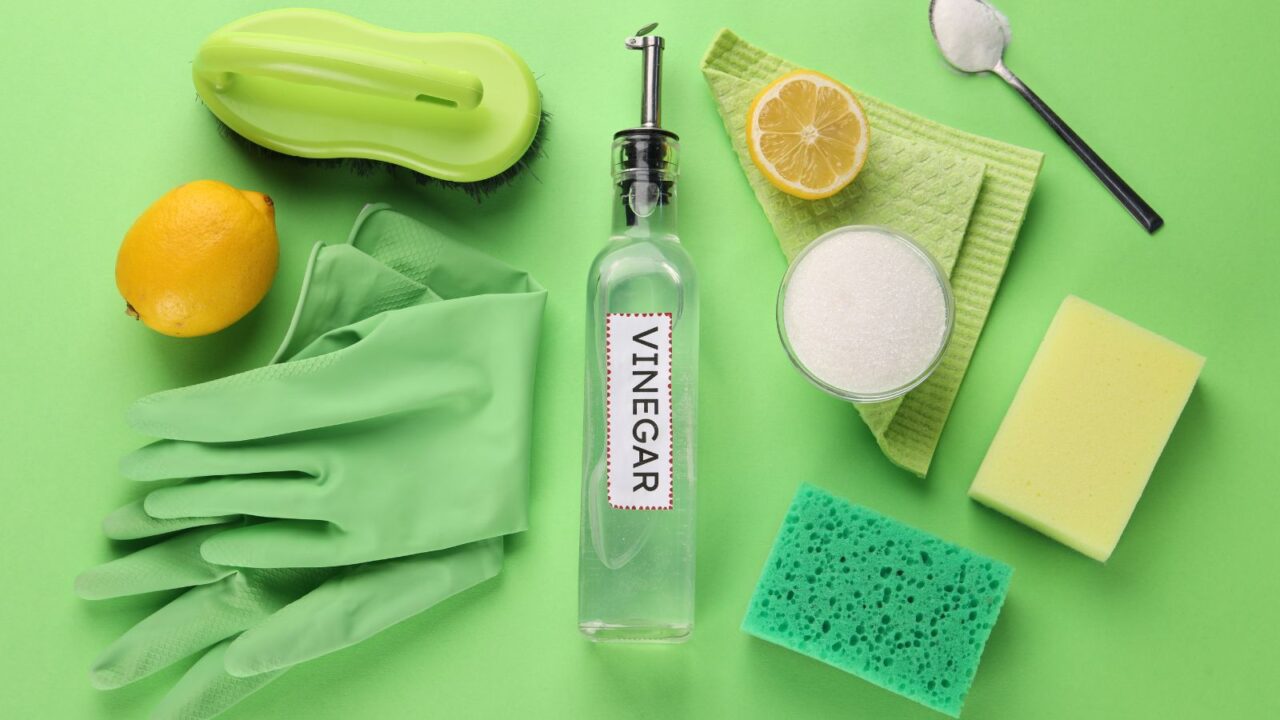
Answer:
77 505 502 719
122 204 546 568
79 205 544 719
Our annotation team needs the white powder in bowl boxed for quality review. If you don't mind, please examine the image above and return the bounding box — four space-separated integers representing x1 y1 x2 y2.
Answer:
782 228 950 397
931 0 1011 73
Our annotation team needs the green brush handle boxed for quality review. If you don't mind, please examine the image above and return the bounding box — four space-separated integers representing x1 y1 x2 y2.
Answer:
195 31 484 110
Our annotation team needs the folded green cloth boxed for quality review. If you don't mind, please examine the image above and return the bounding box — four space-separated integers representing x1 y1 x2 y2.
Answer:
702 29 1042 477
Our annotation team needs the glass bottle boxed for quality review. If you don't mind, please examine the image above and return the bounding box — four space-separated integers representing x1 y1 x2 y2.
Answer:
578 28 698 643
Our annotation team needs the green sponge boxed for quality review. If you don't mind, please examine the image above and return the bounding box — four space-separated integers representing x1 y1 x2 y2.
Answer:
743 484 1012 717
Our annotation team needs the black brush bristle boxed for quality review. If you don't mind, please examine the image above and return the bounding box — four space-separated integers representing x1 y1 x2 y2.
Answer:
207 100 549 201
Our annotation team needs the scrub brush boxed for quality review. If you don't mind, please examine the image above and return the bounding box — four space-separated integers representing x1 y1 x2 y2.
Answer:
193 9 547 198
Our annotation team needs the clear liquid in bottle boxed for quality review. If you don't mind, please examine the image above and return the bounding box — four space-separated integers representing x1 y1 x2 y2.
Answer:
578 120 697 642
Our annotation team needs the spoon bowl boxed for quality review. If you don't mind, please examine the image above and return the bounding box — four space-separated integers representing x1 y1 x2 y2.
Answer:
929 0 1009 73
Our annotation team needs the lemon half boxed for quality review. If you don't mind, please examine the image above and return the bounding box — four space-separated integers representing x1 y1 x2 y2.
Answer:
747 70 870 200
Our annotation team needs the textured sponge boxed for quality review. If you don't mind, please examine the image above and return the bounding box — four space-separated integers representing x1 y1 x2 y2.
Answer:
743 485 1012 717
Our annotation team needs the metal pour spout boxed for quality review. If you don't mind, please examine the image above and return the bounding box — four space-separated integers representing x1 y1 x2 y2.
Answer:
624 24 664 129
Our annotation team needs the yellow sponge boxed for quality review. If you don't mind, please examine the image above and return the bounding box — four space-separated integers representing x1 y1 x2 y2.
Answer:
969 296 1204 561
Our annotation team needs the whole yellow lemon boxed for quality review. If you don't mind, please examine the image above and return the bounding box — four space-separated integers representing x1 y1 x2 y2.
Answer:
116 180 278 337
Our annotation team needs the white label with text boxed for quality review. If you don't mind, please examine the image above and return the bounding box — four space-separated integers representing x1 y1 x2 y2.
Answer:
606 313 674 510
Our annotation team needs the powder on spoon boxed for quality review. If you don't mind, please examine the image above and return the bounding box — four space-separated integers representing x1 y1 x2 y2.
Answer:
781 228 950 398
930 0 1011 73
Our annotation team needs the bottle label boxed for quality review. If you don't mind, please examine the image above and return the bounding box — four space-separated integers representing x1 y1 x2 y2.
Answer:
606 313 674 510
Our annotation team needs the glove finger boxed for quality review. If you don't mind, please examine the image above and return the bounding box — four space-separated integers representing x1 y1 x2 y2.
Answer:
121 439 315 483
145 478 326 522
89 578 267 689
198 520 347 569
76 526 232 600
103 499 235 541
224 538 503 676
150 639 285 720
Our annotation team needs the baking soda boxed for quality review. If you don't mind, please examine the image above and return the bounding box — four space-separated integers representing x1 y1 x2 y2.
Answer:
930 0 1011 73
782 229 949 396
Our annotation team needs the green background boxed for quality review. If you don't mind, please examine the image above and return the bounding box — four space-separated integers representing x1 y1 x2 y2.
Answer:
2 0 1277 718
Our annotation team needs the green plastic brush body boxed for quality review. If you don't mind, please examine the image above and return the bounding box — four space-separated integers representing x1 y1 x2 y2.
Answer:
194 9 543 188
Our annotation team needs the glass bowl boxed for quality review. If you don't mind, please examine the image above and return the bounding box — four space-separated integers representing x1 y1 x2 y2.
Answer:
776 225 955 403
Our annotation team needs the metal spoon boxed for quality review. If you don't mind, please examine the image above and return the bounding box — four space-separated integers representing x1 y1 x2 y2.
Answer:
929 0 1163 233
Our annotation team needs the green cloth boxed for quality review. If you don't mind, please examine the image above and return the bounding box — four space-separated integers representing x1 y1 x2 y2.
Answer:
77 204 544 719
702 29 1043 477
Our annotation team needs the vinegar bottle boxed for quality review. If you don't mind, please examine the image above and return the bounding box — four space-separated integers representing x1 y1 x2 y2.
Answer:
578 26 698 643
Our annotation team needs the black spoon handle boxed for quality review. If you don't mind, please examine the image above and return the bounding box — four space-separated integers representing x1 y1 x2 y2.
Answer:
995 62 1163 234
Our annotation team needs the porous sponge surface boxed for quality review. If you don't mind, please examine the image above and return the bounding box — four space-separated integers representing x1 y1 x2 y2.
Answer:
743 484 1012 717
